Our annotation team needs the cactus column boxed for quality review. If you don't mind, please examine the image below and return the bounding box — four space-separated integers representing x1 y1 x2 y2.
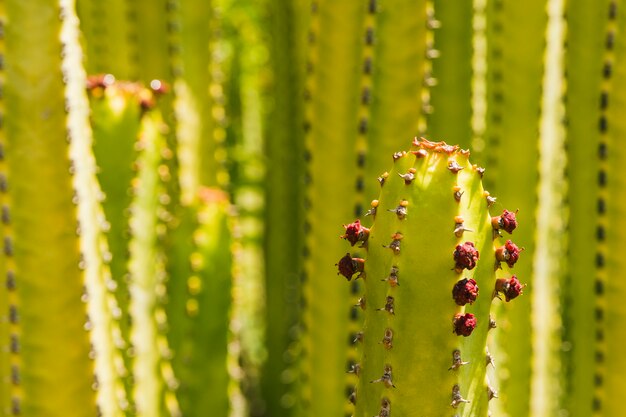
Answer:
345 139 524 417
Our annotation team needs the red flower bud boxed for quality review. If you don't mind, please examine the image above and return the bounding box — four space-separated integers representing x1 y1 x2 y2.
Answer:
495 240 522 268
452 278 479 306
453 313 477 337
492 209 518 234
341 220 370 246
453 242 480 272
336 253 365 281
495 276 525 301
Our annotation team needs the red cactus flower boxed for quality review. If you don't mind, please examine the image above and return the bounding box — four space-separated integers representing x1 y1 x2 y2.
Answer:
336 253 365 281
453 242 480 272
495 276 526 301
453 313 477 337
452 278 479 306
341 220 370 246
495 240 522 268
492 209 518 234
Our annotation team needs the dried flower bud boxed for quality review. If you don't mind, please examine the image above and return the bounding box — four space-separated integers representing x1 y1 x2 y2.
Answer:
495 276 525 301
336 253 365 281
452 278 479 306
341 219 370 246
453 313 477 337
495 240 522 268
453 242 480 272
492 209 518 234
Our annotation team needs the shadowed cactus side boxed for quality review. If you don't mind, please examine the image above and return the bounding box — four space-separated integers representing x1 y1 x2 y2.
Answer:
341 138 524 417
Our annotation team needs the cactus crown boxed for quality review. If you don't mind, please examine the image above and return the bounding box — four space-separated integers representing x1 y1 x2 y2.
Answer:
340 138 524 416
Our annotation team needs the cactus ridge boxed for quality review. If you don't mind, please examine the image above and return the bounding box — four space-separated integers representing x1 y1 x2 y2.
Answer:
346 138 523 417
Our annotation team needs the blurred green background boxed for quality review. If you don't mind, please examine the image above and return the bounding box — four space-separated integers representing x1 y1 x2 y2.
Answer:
0 0 624 416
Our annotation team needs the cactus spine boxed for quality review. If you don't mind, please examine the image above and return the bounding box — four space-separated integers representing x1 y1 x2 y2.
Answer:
345 139 523 416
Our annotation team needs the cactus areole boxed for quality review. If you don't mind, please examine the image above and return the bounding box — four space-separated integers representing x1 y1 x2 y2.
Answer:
340 138 525 416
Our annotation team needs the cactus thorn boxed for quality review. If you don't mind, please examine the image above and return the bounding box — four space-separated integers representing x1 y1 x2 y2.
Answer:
349 390 357 404
341 220 370 246
454 217 473 237
365 200 379 217
475 165 486 177
488 315 497 330
375 397 391 416
336 254 366 281
353 332 364 344
448 349 469 370
487 385 498 401
393 151 407 161
453 313 477 336
453 186 464 202
453 242 480 272
495 240 523 269
494 276 526 301
380 328 393 349
377 296 395 315
355 297 366 310
448 160 464 173
381 266 400 287
452 278 479 306
388 200 409 219
348 363 361 376
370 364 396 388
378 172 389 186
486 194 497 207
398 168 417 184
451 384 470 408
486 350 496 368
383 233 403 254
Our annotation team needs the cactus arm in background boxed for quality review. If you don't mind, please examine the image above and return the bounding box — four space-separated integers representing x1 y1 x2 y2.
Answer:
365 0 430 202
128 110 180 417
532 1 567 416
63 7 132 417
352 140 514 416
3 0 96 414
261 0 307 414
75 0 136 79
0 4 9 415
561 1 608 416
298 1 366 416
581 2 626 415
477 1 548 416
171 190 233 416
428 0 473 149
174 0 220 199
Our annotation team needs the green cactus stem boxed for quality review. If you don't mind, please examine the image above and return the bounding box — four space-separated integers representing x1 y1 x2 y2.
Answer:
127 107 180 416
172 188 233 416
349 139 524 417
3 0 98 414
564 1 626 415
364 0 430 201
428 0 473 149
76 0 136 79
298 1 367 416
475 1 548 416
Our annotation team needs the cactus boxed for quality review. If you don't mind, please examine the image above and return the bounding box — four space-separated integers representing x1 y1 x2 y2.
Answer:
343 138 524 416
